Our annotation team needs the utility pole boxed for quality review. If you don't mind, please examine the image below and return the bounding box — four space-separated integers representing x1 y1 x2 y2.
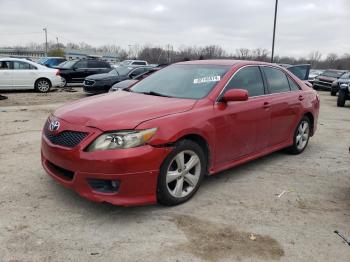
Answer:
43 27 48 57
56 37 59 49
271 0 278 63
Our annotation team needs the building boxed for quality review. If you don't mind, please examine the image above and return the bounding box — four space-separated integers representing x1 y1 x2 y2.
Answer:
0 48 45 59
0 48 119 63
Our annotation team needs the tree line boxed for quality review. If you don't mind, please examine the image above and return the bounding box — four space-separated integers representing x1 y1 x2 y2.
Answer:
6 42 350 69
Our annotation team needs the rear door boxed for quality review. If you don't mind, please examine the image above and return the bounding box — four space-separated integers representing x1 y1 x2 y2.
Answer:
261 66 303 147
0 61 13 89
213 66 271 163
12 61 38 88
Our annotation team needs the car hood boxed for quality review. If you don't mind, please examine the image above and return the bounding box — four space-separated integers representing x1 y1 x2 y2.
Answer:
53 91 196 131
86 73 118 81
338 79 350 84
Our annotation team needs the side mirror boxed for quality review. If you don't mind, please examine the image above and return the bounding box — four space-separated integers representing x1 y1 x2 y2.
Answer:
222 89 248 102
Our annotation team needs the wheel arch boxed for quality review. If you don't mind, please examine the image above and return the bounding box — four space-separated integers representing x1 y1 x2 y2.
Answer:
303 112 314 135
175 133 211 173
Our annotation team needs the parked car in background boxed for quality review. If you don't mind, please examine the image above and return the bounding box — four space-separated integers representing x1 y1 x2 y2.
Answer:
330 72 350 96
337 83 350 107
0 57 63 92
112 60 149 68
109 67 161 92
56 59 112 86
39 57 67 68
308 69 324 84
41 60 319 206
83 66 154 94
312 69 348 90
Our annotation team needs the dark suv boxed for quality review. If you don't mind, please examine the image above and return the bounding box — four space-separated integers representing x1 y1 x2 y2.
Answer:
57 59 112 86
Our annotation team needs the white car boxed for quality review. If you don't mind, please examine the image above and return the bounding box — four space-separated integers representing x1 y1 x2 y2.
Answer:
0 58 64 92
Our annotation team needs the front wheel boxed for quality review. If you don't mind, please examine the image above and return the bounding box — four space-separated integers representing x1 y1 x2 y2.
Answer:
35 79 51 93
337 89 347 107
157 140 206 206
287 116 311 154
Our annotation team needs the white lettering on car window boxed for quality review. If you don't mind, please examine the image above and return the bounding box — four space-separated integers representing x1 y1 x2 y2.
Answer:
193 76 221 84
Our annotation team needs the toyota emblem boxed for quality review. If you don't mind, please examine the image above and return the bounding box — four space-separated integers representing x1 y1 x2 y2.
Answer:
49 120 60 131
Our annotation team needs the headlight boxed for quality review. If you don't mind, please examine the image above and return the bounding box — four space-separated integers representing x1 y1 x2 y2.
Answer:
86 128 157 152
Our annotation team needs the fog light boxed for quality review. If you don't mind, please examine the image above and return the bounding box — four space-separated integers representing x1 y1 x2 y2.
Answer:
87 179 120 193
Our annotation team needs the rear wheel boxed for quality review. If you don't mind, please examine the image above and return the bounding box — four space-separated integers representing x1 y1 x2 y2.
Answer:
35 78 51 93
287 116 311 154
157 140 206 206
337 89 347 107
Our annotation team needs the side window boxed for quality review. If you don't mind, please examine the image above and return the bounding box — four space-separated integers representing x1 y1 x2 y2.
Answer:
87 60 99 68
287 77 300 91
0 61 10 70
13 61 36 70
75 61 87 68
132 61 146 65
262 67 290 94
226 66 265 97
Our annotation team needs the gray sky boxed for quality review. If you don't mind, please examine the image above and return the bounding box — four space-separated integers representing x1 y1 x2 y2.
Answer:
0 0 349 58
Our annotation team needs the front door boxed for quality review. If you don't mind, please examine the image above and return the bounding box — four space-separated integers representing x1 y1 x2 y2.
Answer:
213 66 271 164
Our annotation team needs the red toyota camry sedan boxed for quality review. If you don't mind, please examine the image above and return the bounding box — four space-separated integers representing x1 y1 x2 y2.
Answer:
41 60 320 206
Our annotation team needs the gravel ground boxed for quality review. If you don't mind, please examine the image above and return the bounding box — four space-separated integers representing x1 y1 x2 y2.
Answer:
0 89 349 262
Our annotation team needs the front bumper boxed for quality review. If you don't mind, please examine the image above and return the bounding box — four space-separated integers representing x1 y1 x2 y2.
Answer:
83 80 111 94
41 120 171 206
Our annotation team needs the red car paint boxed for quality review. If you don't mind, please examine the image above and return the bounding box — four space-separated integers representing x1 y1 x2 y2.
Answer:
41 60 319 206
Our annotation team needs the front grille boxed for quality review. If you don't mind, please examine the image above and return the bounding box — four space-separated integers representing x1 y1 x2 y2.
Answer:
47 161 75 181
44 122 88 148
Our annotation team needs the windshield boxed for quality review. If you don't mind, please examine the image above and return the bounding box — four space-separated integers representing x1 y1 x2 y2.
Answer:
131 64 231 99
60 60 78 68
321 70 345 78
340 72 350 79
115 66 133 76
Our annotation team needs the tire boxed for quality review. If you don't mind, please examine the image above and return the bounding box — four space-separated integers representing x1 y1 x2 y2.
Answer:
330 87 337 96
157 139 206 206
313 85 319 90
337 89 347 107
61 77 67 87
35 78 51 93
286 116 311 155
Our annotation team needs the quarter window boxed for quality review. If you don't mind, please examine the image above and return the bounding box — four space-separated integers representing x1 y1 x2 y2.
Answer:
287 77 300 91
226 66 265 97
262 67 290 94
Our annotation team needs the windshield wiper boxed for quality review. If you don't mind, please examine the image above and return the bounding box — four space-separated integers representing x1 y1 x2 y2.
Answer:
140 91 170 97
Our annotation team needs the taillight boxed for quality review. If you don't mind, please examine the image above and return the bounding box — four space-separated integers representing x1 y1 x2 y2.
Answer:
56 69 60 76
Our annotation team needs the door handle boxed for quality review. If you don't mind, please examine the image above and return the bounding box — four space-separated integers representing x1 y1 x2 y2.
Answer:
298 95 304 101
263 102 271 109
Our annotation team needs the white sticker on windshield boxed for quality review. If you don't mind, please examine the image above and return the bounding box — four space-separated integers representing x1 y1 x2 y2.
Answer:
193 76 221 84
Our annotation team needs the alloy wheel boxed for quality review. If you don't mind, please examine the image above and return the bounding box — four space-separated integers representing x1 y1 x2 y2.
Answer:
37 80 50 92
166 150 201 198
296 120 310 150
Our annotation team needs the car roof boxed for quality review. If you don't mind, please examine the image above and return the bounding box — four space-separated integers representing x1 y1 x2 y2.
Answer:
176 59 277 67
